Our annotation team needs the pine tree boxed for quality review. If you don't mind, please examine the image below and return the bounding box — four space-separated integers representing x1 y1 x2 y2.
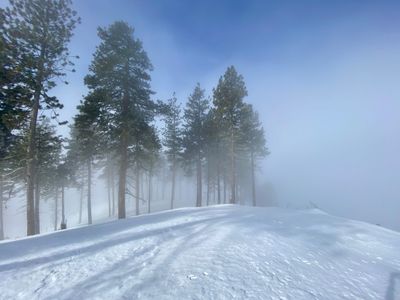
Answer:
84 21 155 219
0 173 3 239
0 7 31 160
240 104 269 206
69 91 106 225
65 124 86 223
203 109 222 205
1 8 30 236
67 126 92 224
163 93 182 209
54 159 72 230
0 147 25 239
213 66 247 204
145 148 160 214
0 127 27 212
130 124 160 215
0 118 63 234
97 154 117 217
34 118 63 233
2 0 79 235
182 84 209 207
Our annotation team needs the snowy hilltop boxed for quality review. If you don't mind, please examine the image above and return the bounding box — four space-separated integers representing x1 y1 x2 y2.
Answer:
0 205 399 299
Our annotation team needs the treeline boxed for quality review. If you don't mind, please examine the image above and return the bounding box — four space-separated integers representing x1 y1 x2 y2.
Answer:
0 0 268 239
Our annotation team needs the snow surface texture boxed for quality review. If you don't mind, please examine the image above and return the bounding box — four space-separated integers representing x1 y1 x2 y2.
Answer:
0 205 399 300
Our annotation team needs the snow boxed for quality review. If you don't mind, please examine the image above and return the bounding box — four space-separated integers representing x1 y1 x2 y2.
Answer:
0 205 399 299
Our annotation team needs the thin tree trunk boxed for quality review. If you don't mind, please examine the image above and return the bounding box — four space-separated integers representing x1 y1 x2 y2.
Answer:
107 158 111 217
230 129 236 204
0 174 4 240
155 175 159 207
196 154 202 207
148 170 152 214
79 183 83 224
118 146 127 219
26 47 45 236
171 158 176 210
251 151 256 206
135 165 140 216
217 159 221 205
87 158 92 224
111 165 115 216
34 179 40 234
178 172 182 204
140 169 144 207
61 183 66 229
236 182 240 204
161 167 166 203
223 173 227 204
213 181 216 204
54 187 58 231
206 160 210 206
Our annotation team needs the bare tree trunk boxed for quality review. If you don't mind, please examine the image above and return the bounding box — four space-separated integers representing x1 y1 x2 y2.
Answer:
161 166 166 203
26 90 40 236
0 174 4 240
196 155 202 207
251 151 256 206
171 158 176 209
34 179 40 234
26 48 45 236
54 187 58 231
213 181 216 204
111 165 115 216
155 175 159 207
118 65 131 219
223 173 227 204
87 158 92 224
78 183 83 224
135 165 140 216
140 169 144 207
148 171 152 214
61 184 66 229
230 129 236 204
118 146 127 219
107 158 111 217
217 160 221 205
178 172 182 204
236 183 240 205
206 160 210 206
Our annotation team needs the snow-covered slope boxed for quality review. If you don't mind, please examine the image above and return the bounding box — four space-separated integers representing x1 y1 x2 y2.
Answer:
0 205 399 300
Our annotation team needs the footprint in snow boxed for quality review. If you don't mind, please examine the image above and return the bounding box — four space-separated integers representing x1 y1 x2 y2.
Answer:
187 272 208 280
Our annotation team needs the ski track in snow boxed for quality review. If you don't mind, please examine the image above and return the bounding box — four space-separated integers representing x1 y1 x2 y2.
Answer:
0 205 399 299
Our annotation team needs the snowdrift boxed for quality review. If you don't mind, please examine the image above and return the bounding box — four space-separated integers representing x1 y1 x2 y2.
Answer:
0 205 399 299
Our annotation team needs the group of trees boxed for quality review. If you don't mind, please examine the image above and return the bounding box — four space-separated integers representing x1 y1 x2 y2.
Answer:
0 0 268 239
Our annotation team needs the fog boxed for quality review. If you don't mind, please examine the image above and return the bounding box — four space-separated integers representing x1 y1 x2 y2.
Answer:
2 0 400 238
253 48 400 229
6 161 272 238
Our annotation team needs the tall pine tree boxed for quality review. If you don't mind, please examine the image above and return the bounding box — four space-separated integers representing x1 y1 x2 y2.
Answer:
34 118 63 233
2 0 79 235
213 66 247 204
84 21 155 219
182 84 209 207
70 91 106 224
163 93 182 209
240 104 269 206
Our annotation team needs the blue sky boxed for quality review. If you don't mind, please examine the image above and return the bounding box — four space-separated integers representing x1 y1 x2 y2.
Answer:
2 0 400 229
58 0 400 103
